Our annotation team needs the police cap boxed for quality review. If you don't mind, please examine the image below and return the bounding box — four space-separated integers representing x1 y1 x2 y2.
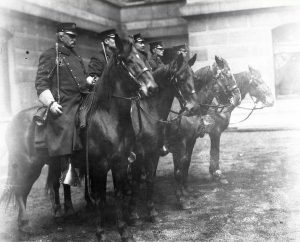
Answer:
57 22 77 35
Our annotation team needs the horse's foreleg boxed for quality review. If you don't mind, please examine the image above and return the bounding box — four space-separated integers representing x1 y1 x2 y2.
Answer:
128 159 142 225
145 154 160 222
112 160 135 242
182 138 196 195
172 141 191 210
63 184 75 216
209 130 228 184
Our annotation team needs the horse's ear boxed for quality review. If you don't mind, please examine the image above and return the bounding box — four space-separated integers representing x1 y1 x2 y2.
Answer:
177 53 184 69
115 34 124 53
215 55 224 69
188 54 197 67
248 65 254 73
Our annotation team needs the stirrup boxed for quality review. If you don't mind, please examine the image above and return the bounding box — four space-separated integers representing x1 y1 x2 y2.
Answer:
159 145 169 156
60 163 80 187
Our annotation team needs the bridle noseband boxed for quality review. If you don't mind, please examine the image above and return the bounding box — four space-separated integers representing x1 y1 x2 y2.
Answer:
170 71 196 110
118 56 151 91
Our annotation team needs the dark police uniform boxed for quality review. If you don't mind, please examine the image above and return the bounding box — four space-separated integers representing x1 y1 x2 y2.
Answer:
149 54 164 71
88 29 116 78
88 48 113 78
35 44 89 157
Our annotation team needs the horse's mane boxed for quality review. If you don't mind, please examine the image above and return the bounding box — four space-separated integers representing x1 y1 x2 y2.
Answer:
194 65 214 92
90 55 117 112
161 48 177 64
233 71 250 100
152 63 170 86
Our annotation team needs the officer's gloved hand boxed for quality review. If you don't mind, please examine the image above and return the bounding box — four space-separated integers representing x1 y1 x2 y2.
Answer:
86 76 98 86
50 101 62 115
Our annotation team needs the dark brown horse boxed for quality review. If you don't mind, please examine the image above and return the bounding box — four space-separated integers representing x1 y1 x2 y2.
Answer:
82 37 159 242
1 36 158 242
206 65 274 184
128 53 200 223
166 56 242 209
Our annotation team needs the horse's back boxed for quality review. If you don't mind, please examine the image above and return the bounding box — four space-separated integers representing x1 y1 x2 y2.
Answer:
6 106 38 156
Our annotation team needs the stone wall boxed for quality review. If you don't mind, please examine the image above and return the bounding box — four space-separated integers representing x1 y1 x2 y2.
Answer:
0 0 120 115
181 2 300 100
121 1 188 48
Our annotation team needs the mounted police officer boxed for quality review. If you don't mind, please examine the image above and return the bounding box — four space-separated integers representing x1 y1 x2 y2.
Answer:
149 41 165 71
173 44 188 58
35 22 94 185
88 29 117 80
132 33 152 71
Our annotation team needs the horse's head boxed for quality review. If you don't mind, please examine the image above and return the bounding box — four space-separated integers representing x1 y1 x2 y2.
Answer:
115 35 158 97
248 66 274 107
212 55 241 106
169 53 199 113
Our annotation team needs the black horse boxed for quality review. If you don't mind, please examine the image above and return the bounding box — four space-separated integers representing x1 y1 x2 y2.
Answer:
166 56 242 209
206 65 274 184
1 36 158 242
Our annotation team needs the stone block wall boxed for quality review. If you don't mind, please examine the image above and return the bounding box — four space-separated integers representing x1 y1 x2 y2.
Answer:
182 3 300 100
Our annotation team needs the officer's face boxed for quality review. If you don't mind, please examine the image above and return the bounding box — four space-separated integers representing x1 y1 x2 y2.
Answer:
177 48 187 58
154 47 164 57
135 41 145 52
59 32 77 48
105 37 116 49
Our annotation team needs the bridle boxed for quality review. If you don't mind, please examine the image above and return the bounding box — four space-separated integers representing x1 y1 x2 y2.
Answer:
116 55 151 98
169 66 197 111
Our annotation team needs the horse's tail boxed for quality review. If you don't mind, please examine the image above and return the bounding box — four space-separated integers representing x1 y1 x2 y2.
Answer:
0 153 17 210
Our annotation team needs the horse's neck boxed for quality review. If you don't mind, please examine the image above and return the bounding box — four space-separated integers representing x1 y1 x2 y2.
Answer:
151 65 175 119
234 71 251 101
194 66 213 92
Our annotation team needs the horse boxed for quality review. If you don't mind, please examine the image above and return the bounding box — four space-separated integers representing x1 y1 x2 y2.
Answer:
1 36 158 242
165 56 242 209
127 52 206 224
206 65 274 184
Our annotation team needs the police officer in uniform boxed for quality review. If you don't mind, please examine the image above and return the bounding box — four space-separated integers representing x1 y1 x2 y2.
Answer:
35 22 93 184
132 33 152 71
173 44 188 58
149 41 165 71
88 29 117 80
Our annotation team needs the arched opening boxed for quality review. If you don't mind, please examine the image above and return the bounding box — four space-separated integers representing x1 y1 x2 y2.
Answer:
272 23 300 97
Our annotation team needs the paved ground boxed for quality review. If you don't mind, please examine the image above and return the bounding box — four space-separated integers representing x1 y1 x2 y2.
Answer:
1 129 300 241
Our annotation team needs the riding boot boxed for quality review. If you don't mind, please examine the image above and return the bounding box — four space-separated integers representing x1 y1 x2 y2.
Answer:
198 115 215 138
60 156 80 187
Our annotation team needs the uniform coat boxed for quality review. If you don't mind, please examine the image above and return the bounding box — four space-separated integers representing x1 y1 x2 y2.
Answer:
149 53 164 71
35 44 89 157
88 48 113 77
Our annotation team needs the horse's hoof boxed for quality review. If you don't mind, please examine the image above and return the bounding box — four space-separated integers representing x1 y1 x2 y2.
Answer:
211 170 228 184
219 178 229 184
122 237 136 242
178 199 192 210
18 229 32 241
96 228 106 242
149 215 162 223
129 212 142 226
19 222 34 236
53 205 64 219
64 205 76 217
